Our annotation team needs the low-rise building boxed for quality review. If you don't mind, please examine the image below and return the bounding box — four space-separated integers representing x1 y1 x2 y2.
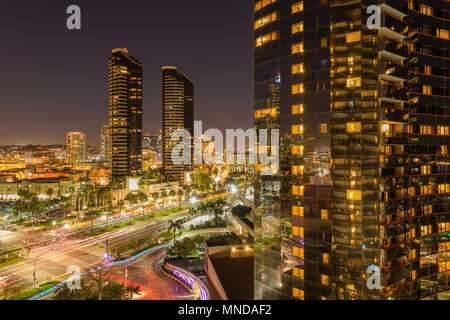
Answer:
0 176 74 200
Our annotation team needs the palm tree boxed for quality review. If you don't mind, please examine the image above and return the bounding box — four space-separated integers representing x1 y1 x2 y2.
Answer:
11 202 23 223
161 191 167 208
169 190 176 208
168 219 183 245
198 203 208 216
151 192 159 214
188 206 197 217
126 283 141 300
176 189 183 208
183 185 191 198
29 198 46 226
125 192 138 218
46 188 54 206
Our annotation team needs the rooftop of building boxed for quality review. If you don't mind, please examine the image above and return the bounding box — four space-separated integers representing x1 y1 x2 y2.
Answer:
209 256 254 300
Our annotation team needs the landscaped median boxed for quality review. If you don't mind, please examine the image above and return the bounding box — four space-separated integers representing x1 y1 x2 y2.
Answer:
0 253 24 268
13 281 59 300
27 244 172 300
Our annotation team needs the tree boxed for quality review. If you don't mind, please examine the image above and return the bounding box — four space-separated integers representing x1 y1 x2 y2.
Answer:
161 191 167 208
11 202 23 223
177 189 183 208
125 192 138 216
83 266 115 300
0 283 25 300
151 192 159 213
54 280 94 300
193 171 212 192
29 197 46 225
188 206 197 217
125 283 141 300
168 219 183 245
231 205 252 219
46 188 54 206
169 190 176 207
102 282 128 300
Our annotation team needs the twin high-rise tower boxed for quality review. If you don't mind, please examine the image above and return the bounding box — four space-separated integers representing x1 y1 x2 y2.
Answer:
108 48 143 182
108 49 194 184
254 0 450 300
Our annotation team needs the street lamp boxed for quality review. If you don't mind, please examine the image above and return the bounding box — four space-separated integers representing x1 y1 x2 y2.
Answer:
230 185 237 194
190 197 197 205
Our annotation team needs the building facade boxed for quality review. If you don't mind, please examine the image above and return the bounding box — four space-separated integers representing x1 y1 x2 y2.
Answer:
108 48 143 183
162 66 194 182
66 131 86 165
253 0 450 300
100 124 110 162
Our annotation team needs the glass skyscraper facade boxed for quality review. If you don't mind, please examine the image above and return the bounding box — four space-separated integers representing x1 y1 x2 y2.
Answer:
108 48 143 183
162 66 194 182
254 0 450 300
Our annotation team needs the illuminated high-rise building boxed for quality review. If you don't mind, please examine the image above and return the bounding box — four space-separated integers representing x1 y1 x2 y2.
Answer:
108 48 143 182
100 124 110 162
253 0 450 300
66 131 86 164
162 66 194 182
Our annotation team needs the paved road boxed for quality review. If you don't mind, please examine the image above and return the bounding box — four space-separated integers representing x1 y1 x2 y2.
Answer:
0 209 190 290
117 250 194 300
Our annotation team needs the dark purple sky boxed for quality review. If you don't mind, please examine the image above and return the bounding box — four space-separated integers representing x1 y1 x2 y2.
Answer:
0 0 253 146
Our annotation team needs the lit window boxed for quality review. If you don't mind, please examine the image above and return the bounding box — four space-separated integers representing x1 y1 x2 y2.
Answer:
437 28 450 40
321 209 328 220
292 63 304 74
320 123 328 134
292 124 303 135
292 83 304 94
323 253 329 263
255 31 278 47
292 226 304 237
292 145 304 155
420 4 433 15
292 165 304 175
321 275 329 286
437 126 449 136
292 206 304 216
292 42 304 54
346 31 361 43
321 37 327 48
254 0 276 12
292 267 304 279
346 122 361 133
423 85 432 95
293 246 304 258
254 12 277 30
346 189 362 201
420 125 433 135
292 1 304 14
424 65 432 75
347 77 361 87
292 185 304 196
292 104 304 114
292 287 304 300
292 22 304 34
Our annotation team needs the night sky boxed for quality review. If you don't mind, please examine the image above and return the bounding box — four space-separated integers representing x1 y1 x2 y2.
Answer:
0 0 253 146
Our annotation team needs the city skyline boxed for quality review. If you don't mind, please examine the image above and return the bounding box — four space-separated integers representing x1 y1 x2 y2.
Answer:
0 0 253 146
